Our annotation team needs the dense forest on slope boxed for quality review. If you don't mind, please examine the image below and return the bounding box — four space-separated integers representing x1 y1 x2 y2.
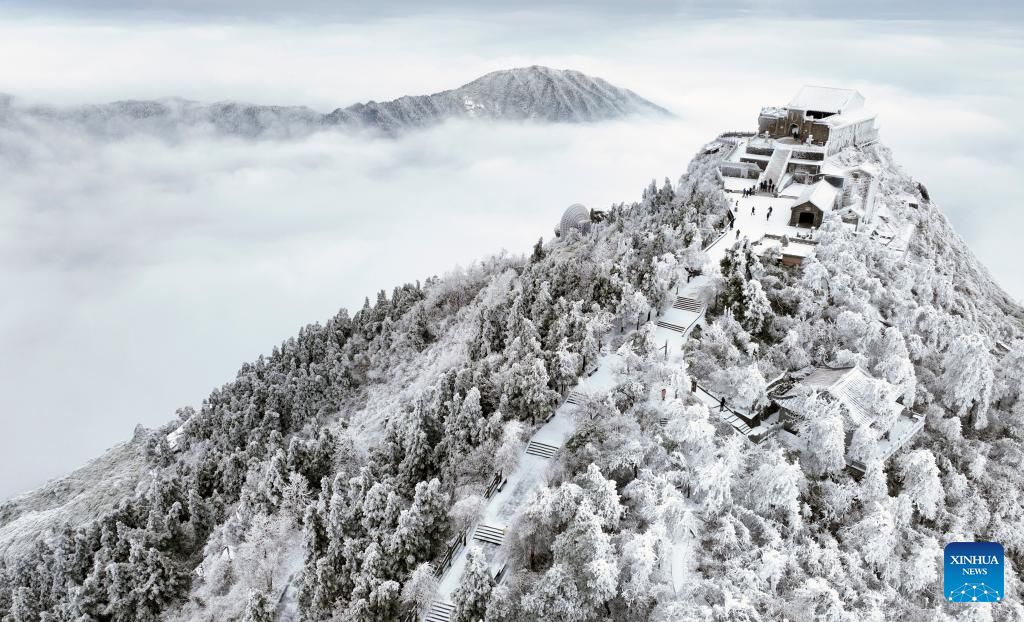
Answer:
1 138 1022 622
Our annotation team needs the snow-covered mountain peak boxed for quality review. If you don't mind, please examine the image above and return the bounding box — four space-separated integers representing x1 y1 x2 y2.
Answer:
0 67 669 139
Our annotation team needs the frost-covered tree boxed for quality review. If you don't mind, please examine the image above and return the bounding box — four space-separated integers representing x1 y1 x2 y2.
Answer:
390 479 450 574
663 401 715 467
709 363 767 412
521 564 585 622
738 278 772 335
551 337 582 393
858 459 889 505
940 333 994 429
452 546 493 622
492 420 525 477
242 589 274 622
620 528 663 612
896 449 943 521
847 423 878 466
787 577 845 622
749 448 804 527
401 563 438 618
445 386 486 457
872 326 916 405
502 357 557 424
696 435 745 513
236 512 292 594
900 535 940 595
798 395 847 477
842 500 895 574
616 282 650 332
550 501 619 615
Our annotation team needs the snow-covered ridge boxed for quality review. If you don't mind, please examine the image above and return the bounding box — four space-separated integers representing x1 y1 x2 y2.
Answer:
0 66 670 139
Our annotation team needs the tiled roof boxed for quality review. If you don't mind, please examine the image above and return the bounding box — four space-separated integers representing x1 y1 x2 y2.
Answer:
775 365 903 429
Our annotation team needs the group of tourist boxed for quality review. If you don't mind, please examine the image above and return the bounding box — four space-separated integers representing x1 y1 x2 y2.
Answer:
741 177 779 199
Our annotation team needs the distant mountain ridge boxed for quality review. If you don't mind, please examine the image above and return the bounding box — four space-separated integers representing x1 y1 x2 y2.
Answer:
0 66 670 138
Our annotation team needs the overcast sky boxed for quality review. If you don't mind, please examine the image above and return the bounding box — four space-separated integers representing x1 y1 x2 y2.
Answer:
0 5 1022 499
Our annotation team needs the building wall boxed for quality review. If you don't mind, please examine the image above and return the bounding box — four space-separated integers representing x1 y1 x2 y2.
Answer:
809 122 831 146
825 118 877 155
720 162 761 179
789 202 824 228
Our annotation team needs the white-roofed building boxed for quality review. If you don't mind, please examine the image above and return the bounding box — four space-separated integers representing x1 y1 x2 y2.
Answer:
758 85 878 156
769 365 924 470
836 163 880 227
788 179 840 228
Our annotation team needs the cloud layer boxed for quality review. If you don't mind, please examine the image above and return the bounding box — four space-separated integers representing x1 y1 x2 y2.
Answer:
0 13 1021 498
0 116 701 498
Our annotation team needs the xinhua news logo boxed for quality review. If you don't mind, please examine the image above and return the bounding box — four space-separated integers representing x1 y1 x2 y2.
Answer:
944 542 1004 603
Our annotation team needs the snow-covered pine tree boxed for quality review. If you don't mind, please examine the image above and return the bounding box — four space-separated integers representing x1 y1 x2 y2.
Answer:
451 546 493 622
941 333 995 429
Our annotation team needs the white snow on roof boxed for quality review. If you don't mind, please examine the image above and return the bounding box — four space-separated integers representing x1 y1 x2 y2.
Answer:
788 86 864 114
822 107 877 129
841 161 880 177
775 365 902 429
795 180 838 211
778 366 901 430
756 237 816 259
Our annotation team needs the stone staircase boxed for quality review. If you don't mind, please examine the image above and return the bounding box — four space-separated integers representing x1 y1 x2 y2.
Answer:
672 296 704 313
425 601 454 622
472 523 507 547
716 408 752 434
565 390 586 405
762 147 792 188
525 440 560 459
655 319 689 334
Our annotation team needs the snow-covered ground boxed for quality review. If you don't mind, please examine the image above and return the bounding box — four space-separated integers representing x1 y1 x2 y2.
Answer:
723 189 819 246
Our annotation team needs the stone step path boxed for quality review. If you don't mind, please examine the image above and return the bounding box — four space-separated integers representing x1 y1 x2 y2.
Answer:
525 440 560 459
472 523 507 547
673 296 704 313
762 147 792 188
655 319 689 334
425 601 454 622
717 410 752 434
565 390 586 405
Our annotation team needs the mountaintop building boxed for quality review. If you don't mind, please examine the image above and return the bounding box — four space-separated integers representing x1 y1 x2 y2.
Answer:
758 86 878 156
713 86 893 264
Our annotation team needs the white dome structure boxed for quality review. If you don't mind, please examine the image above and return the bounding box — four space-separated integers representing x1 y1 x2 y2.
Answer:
559 203 591 238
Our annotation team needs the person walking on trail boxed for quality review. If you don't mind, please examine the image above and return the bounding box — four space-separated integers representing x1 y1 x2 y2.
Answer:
751 205 755 216
736 229 740 239
719 396 726 412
